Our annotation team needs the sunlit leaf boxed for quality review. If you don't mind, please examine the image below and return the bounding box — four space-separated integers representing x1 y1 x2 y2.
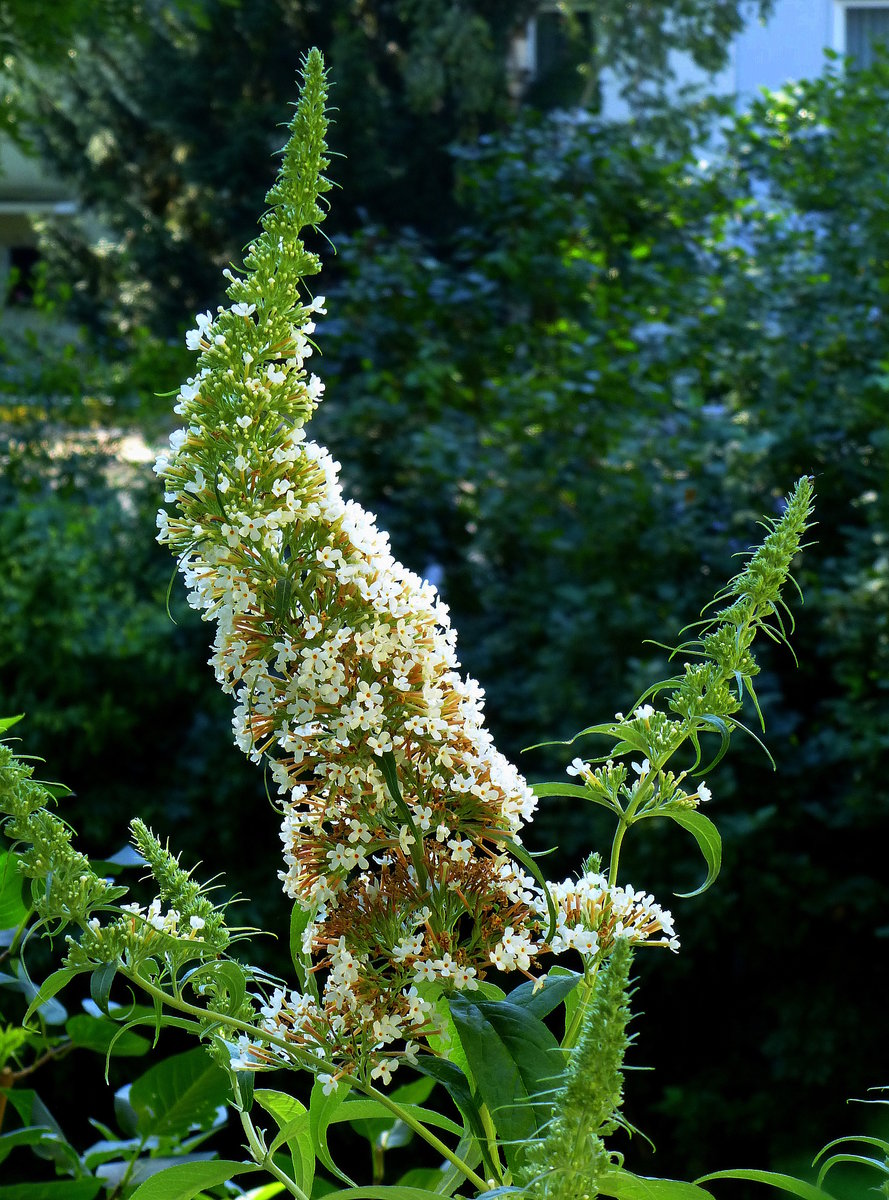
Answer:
128 1047 231 1139
127 1159 259 1199
696 1169 838 1200
447 996 562 1172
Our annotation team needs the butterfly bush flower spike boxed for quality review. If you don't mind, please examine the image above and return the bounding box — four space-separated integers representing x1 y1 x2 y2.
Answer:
155 50 557 1083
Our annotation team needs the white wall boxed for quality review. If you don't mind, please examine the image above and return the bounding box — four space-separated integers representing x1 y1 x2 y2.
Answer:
601 0 841 117
734 0 834 98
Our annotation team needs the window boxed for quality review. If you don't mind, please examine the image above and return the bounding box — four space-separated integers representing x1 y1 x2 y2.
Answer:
509 4 598 108
4 245 40 306
834 1 889 68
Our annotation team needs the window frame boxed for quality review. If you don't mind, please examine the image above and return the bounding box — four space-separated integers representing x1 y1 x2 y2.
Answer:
516 2 597 81
832 0 889 61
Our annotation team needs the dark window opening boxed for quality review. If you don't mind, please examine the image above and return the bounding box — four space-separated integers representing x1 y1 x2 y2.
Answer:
846 6 889 68
526 10 598 110
5 245 40 305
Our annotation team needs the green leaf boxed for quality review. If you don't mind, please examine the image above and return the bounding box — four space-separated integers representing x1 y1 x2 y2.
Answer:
114 1083 139 1137
692 714 733 775
242 1184 287 1200
255 1088 314 1197
289 902 318 998
129 1047 231 1138
65 1013 151 1057
531 781 615 809
89 962 118 1015
600 1168 715 1200
395 1169 449 1191
447 996 562 1172
412 983 471 1080
472 980 506 1001
696 1170 838 1200
659 805 722 898
816 1152 889 1187
92 845 146 874
0 1126 54 1168
0 1183 102 1200
309 1078 356 1187
333 1098 462 1141
0 1088 54 1131
815 1134 889 1164
0 851 29 930
320 1188 458 1199
22 967 76 1026
0 716 25 735
187 960 246 1017
243 1184 287 1200
127 1159 259 1199
527 720 622 750
507 971 581 1019
380 751 427 885
532 780 616 814
411 1056 492 1174
33 780 73 801
496 836 558 942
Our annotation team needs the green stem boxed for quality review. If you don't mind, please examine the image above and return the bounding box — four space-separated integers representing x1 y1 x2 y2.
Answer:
122 966 490 1195
478 1102 505 1184
561 963 599 1052
607 818 628 887
358 1080 491 1194
371 1142 385 1186
237 1096 308 1200
109 1133 152 1200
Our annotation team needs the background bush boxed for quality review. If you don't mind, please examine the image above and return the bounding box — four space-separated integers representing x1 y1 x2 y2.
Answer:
1 7 887 1182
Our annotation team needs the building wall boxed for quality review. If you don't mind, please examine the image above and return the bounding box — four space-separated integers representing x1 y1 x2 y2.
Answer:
0 135 74 299
734 0 835 96
601 0 852 116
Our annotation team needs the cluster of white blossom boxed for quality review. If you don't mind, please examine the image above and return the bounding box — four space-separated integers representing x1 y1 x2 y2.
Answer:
156 279 553 1078
155 75 679 1081
88 899 206 940
542 871 680 959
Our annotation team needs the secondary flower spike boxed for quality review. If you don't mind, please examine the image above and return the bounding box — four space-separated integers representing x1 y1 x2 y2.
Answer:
155 51 675 1080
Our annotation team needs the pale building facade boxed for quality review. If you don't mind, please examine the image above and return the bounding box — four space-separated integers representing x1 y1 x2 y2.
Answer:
514 0 889 116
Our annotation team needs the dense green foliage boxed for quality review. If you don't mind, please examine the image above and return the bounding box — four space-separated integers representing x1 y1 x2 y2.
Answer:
1 7 887 1186
11 0 770 333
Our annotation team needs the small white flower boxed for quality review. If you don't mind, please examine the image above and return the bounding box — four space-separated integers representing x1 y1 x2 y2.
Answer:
413 959 437 983
370 1059 395 1086
447 837 473 865
697 782 712 804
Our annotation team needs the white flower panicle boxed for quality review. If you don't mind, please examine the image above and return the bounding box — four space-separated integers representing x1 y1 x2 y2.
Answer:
156 53 678 1083
155 51 551 1080
542 871 680 958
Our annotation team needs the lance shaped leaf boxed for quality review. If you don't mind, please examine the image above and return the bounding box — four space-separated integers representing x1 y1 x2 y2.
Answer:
446 996 562 1172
